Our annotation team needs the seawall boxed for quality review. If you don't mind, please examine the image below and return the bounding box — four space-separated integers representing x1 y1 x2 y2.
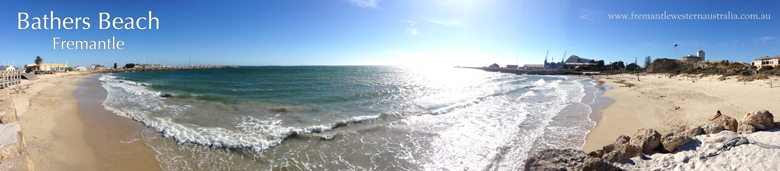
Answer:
0 88 34 170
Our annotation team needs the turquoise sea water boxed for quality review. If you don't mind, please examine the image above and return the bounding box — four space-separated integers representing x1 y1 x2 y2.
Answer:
99 66 601 170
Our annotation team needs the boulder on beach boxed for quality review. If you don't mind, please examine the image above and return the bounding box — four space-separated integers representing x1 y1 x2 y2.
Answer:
662 135 694 152
673 125 703 138
629 129 662 153
737 124 756 134
602 151 629 163
601 135 630 153
523 149 620 171
588 150 604 158
703 122 725 134
161 92 174 97
742 110 775 130
621 143 643 158
713 115 739 132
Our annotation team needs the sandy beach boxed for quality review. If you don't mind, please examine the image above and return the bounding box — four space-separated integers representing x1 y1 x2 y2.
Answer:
583 73 780 152
8 72 160 170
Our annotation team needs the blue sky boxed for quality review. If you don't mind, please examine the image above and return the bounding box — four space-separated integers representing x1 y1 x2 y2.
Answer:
1 0 778 67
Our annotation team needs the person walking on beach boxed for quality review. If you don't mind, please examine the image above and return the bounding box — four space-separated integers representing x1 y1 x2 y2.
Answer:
709 110 722 121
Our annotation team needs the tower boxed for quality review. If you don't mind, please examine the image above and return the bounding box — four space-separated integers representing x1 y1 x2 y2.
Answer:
697 44 705 61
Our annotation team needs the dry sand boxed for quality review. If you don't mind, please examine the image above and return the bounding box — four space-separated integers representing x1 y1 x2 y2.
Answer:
8 72 160 170
583 73 780 152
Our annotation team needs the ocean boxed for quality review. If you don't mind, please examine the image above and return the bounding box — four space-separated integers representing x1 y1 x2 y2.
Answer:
96 66 606 170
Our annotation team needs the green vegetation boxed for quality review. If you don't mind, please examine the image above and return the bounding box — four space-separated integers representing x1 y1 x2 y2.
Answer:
67 67 73 71
124 63 136 68
34 56 42 65
114 63 118 69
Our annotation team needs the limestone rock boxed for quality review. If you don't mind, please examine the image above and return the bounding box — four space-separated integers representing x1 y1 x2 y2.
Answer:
703 122 725 134
0 109 17 125
738 124 756 134
602 151 629 163
674 125 703 138
588 150 604 158
742 110 775 130
523 149 621 171
604 135 630 153
621 143 643 158
662 135 694 152
713 115 739 132
629 129 662 153
580 157 621 171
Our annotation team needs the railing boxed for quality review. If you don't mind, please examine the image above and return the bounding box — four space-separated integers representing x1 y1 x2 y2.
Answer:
0 71 22 89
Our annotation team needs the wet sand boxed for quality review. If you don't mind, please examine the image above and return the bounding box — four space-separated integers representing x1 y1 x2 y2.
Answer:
10 72 160 170
75 75 161 170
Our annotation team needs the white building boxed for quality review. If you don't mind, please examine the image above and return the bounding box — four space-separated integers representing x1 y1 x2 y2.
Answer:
0 66 15 71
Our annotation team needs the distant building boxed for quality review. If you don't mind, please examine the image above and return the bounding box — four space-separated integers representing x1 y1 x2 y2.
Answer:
488 63 500 68
0 66 15 71
90 64 103 70
506 65 519 69
681 46 705 62
26 63 68 72
751 55 780 69
74 66 87 71
564 55 592 63
626 63 640 71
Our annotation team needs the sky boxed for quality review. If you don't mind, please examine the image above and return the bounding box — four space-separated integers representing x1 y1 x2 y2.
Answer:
1 0 778 67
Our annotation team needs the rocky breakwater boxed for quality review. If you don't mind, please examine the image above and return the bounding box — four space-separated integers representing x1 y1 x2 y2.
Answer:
524 110 780 170
0 88 33 170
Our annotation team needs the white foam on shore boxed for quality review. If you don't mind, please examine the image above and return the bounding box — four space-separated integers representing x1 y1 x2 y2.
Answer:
99 74 389 152
617 130 780 170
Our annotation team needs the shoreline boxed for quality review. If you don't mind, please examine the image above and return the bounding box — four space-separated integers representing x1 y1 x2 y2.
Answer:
10 72 160 170
75 75 161 170
581 80 613 150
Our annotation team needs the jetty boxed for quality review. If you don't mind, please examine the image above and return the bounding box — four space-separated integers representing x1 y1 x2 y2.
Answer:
0 71 22 89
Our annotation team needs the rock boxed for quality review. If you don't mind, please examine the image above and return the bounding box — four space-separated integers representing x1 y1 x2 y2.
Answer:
662 135 694 152
588 150 604 158
604 135 630 153
674 125 703 138
523 149 621 171
601 144 615 153
161 92 174 97
703 122 725 134
621 143 643 158
523 149 590 171
580 157 621 171
602 151 629 163
737 124 756 134
629 129 662 153
713 115 739 132
742 110 775 130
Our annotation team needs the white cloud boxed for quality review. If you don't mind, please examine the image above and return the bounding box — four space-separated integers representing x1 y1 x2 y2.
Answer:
347 0 381 9
405 28 420 36
420 18 464 27
579 8 602 21
754 36 775 43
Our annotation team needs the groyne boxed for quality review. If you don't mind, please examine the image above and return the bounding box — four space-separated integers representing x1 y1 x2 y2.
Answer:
463 67 608 75
92 65 240 73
